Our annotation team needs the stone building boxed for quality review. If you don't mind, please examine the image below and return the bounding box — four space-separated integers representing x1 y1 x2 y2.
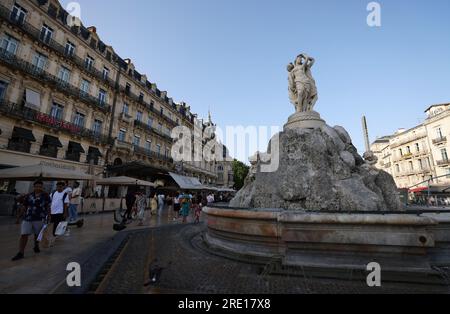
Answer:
0 0 222 192
371 103 450 190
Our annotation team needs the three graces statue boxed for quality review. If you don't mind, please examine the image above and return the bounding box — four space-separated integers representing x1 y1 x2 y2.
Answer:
288 54 318 113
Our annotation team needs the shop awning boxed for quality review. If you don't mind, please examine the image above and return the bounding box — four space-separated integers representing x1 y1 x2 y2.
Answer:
68 141 85 153
96 176 155 187
0 164 95 180
43 135 62 147
168 172 205 190
88 146 102 157
12 127 36 142
409 187 428 193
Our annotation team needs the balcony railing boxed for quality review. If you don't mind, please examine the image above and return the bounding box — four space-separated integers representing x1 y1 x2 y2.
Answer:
116 140 133 151
133 145 173 163
395 167 432 177
0 100 111 145
134 120 173 142
432 136 447 145
437 159 450 167
0 3 196 127
0 4 116 88
0 49 111 113
119 112 132 123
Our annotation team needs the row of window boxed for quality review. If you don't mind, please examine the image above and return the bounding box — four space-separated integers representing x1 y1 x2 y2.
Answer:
9 2 191 123
10 3 113 78
2 32 110 106
0 78 104 132
117 128 170 157
394 148 449 174
122 103 170 135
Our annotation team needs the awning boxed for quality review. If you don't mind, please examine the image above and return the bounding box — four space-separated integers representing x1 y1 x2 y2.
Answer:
12 127 36 142
68 141 85 153
25 88 41 108
409 187 428 193
88 147 102 157
0 164 95 180
168 172 205 190
43 135 62 147
96 176 155 187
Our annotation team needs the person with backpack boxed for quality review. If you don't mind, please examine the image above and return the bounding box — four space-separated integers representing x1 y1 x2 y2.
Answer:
12 180 51 261
50 182 70 236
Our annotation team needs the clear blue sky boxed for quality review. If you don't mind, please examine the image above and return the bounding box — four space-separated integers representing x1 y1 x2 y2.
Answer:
61 0 450 160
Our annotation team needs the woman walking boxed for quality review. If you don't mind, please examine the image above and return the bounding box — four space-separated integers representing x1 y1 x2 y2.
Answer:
135 190 147 226
150 193 158 216
179 193 192 223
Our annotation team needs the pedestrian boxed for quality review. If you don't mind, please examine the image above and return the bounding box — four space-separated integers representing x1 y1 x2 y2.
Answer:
125 189 136 221
12 181 51 261
179 192 192 223
207 193 215 205
173 192 181 220
68 182 81 223
193 197 202 224
166 193 173 215
50 182 70 236
150 193 158 216
135 189 147 226
157 193 165 216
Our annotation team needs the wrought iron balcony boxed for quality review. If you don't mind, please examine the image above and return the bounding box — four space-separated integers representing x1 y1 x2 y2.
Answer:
0 100 111 145
437 159 450 167
0 3 116 88
116 140 133 151
432 136 447 145
0 48 111 113
134 120 173 142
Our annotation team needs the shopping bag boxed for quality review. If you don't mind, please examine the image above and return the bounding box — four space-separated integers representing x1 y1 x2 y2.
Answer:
37 224 48 242
55 221 68 236
40 223 54 248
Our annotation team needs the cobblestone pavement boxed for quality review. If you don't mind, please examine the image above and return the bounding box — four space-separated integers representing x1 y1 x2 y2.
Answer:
0 208 180 294
98 223 450 294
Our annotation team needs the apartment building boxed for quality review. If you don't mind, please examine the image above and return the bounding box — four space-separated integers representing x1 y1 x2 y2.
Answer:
371 103 450 190
0 0 222 192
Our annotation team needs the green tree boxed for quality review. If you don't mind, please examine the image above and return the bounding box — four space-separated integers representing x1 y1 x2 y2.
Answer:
232 159 249 190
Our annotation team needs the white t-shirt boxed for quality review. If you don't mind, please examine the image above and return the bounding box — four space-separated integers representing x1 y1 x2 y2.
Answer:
70 187 82 205
51 191 70 214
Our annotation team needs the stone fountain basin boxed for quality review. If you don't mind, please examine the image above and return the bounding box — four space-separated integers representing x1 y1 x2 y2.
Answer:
203 206 450 277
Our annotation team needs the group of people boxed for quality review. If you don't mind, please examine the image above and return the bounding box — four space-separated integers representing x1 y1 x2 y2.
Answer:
11 180 82 261
123 190 218 225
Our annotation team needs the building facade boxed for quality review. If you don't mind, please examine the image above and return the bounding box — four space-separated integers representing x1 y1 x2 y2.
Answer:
371 103 450 190
0 0 224 193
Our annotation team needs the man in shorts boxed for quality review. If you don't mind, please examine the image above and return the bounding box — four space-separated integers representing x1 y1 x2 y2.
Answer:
12 180 51 261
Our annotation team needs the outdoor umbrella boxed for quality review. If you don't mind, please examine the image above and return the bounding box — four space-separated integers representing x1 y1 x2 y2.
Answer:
0 164 95 181
96 176 155 187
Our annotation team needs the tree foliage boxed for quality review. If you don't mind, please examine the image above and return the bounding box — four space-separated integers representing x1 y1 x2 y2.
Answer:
232 159 249 190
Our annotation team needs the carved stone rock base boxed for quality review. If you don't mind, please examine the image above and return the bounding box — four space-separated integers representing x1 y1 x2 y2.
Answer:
284 110 326 130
